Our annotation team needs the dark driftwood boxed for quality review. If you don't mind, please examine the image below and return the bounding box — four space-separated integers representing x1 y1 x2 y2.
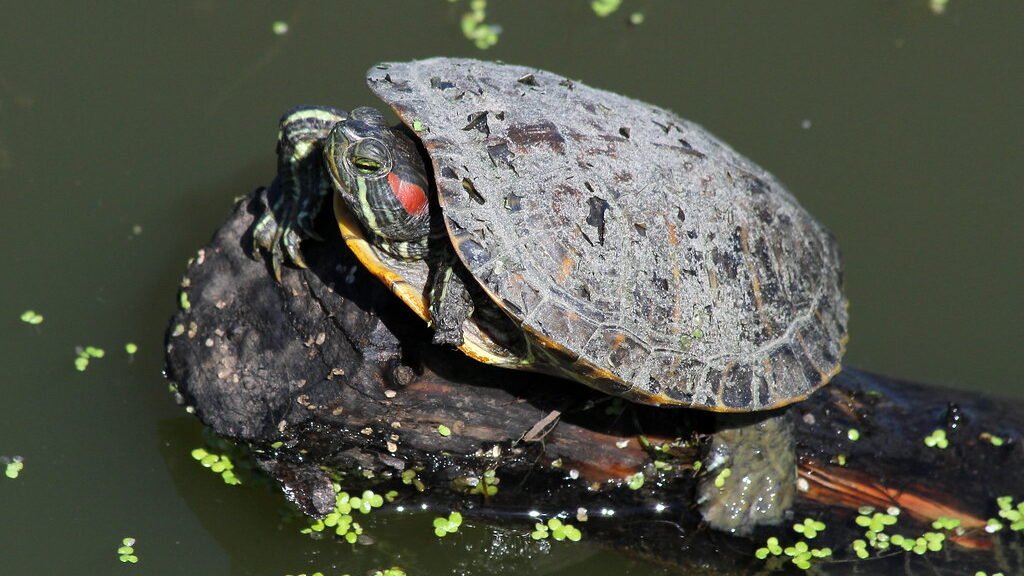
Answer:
165 190 1024 575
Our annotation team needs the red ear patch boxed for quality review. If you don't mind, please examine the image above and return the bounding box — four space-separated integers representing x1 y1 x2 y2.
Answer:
388 173 429 215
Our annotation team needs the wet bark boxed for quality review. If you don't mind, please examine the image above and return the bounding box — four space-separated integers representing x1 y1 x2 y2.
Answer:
165 189 1024 575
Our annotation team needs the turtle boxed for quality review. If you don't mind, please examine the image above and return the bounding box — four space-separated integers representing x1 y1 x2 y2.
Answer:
252 57 848 533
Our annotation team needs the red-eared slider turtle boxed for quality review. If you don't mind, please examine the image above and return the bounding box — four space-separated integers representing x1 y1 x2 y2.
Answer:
253 58 848 533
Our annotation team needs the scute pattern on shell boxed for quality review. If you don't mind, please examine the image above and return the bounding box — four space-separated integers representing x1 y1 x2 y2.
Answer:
368 58 847 411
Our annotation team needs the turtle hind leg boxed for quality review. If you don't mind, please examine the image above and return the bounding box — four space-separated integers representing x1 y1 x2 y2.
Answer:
252 106 348 281
697 410 796 534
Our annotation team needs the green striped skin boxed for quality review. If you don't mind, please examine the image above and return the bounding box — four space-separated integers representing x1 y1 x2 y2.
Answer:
254 104 469 343
253 106 433 280
253 106 348 280
322 107 473 344
323 107 431 260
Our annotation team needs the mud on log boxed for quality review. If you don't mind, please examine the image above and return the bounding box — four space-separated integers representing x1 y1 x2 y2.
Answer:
165 191 1024 575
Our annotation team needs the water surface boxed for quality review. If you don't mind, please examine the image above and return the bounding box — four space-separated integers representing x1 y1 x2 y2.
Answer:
1 2 1021 574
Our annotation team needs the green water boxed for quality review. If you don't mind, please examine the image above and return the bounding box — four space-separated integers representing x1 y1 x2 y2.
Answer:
1 2 1021 574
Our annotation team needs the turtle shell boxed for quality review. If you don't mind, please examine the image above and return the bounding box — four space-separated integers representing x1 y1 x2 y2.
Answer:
366 58 847 412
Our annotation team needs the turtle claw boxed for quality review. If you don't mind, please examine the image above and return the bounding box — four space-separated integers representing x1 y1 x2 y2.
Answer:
252 185 316 282
270 241 285 284
260 221 311 282
252 189 280 256
283 227 309 270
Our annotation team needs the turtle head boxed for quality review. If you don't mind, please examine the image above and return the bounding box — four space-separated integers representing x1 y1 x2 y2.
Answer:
325 106 431 259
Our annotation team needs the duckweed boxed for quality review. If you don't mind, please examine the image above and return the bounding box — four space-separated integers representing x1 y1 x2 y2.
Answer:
847 428 860 441
468 469 499 496
401 469 425 492
889 533 913 551
920 532 945 553
550 519 582 542
190 448 241 485
432 511 463 537
125 342 138 355
531 517 582 542
785 541 830 570
652 459 673 471
931 516 961 530
851 538 870 559
713 467 731 489
995 495 1024 531
924 429 949 449
460 0 501 49
886 532 946 555
351 490 385 514
793 518 826 539
117 537 138 563
412 120 425 132
849 506 903 557
4 456 24 479
755 536 831 570
436 424 452 437
983 433 1006 446
271 20 288 35
19 310 43 325
626 471 644 490
74 346 106 372
845 505 964 561
629 12 644 25
854 509 898 533
302 485 383 543
754 536 783 559
591 0 622 18
373 568 406 576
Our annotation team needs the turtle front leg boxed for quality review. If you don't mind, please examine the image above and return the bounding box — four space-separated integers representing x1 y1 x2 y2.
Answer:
253 106 348 281
428 256 474 346
697 410 796 534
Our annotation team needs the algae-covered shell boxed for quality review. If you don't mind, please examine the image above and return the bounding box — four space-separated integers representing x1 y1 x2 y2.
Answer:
367 58 847 411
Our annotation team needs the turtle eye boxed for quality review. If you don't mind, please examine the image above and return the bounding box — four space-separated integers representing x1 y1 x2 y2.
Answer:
352 156 383 174
347 139 391 177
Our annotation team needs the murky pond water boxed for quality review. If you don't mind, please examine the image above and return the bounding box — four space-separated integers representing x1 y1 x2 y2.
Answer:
2 2 1021 574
